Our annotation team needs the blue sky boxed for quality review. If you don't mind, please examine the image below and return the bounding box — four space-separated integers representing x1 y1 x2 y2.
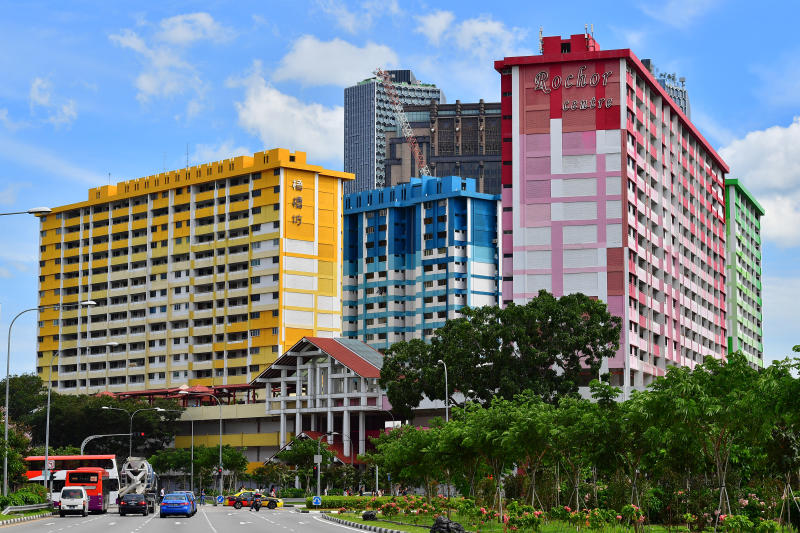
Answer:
1 0 798 374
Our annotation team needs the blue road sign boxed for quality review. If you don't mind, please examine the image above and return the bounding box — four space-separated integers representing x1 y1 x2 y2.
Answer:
216 495 224 504
312 496 322 506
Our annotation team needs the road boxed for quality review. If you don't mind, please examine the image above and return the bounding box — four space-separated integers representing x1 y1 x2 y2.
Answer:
1 506 358 533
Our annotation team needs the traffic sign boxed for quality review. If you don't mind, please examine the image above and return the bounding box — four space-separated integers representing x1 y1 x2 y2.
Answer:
47 460 55 470
387 474 391 481
313 454 322 464
312 496 322 507
216 495 224 504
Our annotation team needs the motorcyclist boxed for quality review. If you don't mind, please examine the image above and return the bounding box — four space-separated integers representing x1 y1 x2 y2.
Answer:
250 493 262 512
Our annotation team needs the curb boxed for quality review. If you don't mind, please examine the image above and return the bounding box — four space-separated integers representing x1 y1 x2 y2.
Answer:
321 513 405 533
0 510 54 526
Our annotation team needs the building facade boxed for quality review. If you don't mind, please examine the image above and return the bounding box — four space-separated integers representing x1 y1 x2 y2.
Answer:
495 33 729 391
344 70 443 194
384 100 502 194
342 176 500 351
37 149 353 394
725 179 764 367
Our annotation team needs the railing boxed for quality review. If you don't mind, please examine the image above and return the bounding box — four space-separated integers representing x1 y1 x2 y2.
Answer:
1 502 52 515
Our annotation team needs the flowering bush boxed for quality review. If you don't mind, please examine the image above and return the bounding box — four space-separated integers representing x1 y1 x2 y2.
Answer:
548 506 572 521
380 501 400 517
718 513 753 533
621 504 645 532
755 518 779 533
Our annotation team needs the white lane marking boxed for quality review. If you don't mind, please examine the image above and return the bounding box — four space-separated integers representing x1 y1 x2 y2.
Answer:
109 522 116 525
46 523 55 525
174 521 181 524
239 521 251 524
311 514 369 532
201 507 218 533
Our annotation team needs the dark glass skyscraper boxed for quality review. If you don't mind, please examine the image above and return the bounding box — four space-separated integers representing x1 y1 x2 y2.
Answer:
344 70 443 194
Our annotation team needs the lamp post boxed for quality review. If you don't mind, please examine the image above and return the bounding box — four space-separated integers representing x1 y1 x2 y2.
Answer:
437 359 449 422
4 299 96 496
0 207 51 216
316 431 337 498
179 391 222 500
101 406 166 457
42 350 58 497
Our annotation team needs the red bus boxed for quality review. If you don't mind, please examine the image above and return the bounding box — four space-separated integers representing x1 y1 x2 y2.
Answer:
64 468 110 513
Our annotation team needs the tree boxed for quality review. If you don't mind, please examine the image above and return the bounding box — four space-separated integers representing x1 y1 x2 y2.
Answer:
0 374 46 420
641 352 766 520
366 424 443 500
379 291 622 415
22 393 183 460
275 438 335 494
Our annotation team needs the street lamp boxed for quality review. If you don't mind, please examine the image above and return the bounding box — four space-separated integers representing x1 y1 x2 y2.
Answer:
4 299 96 496
179 391 222 500
101 406 166 458
316 431 338 499
0 207 52 216
437 360 449 423
42 350 59 497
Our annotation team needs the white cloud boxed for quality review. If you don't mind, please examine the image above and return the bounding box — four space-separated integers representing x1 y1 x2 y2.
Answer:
720 117 800 247
415 10 455 46
640 0 719 28
413 14 529 101
274 36 398 87
454 16 528 59
0 108 25 131
763 275 800 362
720 117 800 196
191 140 252 165
29 77 52 108
110 13 227 119
28 78 78 128
0 182 30 206
316 0 400 34
0 134 105 185
48 100 77 127
156 13 228 45
0 267 11 279
230 62 344 164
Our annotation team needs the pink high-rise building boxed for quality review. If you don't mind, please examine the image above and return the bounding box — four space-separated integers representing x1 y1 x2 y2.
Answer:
495 34 728 392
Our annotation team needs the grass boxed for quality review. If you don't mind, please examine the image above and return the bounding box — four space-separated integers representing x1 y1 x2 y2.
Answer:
336 512 679 533
0 509 53 522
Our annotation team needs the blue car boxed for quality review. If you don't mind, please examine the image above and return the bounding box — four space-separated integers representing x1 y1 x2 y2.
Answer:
159 493 193 518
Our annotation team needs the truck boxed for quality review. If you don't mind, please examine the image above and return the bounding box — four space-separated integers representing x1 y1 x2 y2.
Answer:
117 457 159 513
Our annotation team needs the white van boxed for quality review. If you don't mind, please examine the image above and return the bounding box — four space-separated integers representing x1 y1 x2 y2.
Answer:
58 487 88 517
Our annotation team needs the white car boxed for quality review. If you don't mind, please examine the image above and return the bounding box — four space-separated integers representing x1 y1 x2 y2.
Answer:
59 487 88 517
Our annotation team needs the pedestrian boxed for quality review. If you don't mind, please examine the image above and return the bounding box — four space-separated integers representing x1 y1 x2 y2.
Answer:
270 487 276 498
200 489 205 506
159 487 165 503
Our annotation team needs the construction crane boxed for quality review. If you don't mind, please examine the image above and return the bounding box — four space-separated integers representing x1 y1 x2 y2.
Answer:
374 68 430 178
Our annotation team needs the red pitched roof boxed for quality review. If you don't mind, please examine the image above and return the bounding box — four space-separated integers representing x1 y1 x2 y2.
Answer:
305 338 381 378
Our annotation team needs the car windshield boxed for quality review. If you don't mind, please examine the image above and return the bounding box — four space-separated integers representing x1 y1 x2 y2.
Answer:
123 495 144 501
61 488 83 499
164 494 187 502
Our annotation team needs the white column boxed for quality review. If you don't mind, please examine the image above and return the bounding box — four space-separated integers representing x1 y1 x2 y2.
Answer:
327 410 334 436
342 411 350 457
358 411 366 455
279 413 286 447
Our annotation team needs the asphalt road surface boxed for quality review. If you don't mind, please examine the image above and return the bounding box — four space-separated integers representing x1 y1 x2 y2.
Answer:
2 506 356 533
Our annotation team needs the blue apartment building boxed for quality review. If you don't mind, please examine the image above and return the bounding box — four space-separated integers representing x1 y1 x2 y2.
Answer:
342 176 500 350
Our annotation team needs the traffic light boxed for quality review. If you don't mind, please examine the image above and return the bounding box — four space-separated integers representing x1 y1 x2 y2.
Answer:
138 432 145 437
217 466 223 475
312 465 318 476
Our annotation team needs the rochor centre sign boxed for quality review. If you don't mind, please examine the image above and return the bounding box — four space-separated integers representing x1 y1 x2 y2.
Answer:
533 65 615 111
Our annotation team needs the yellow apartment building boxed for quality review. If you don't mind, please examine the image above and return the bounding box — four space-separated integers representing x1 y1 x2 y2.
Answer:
36 148 353 394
